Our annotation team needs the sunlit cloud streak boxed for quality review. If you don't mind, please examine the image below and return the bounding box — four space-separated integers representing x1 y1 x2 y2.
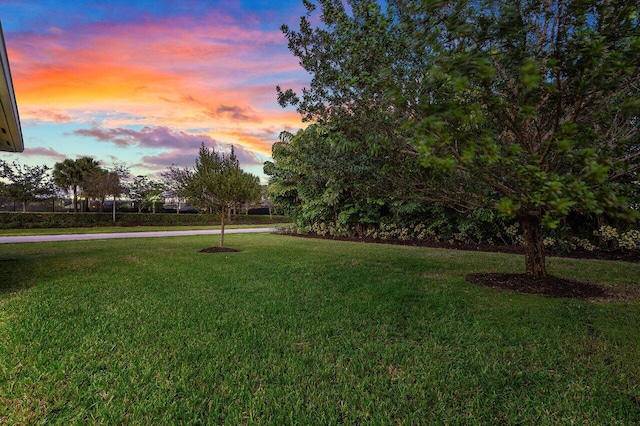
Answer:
73 125 262 168
20 147 68 162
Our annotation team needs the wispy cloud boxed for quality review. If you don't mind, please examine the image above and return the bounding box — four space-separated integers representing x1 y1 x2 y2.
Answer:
73 125 262 170
21 146 68 161
21 109 72 123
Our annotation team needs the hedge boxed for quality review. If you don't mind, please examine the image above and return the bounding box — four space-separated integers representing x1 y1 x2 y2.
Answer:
0 212 287 229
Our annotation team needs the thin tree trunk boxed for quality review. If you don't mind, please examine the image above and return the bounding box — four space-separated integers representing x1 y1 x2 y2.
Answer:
520 214 547 278
22 201 27 212
73 186 78 213
219 210 226 247
597 215 607 249
112 194 116 225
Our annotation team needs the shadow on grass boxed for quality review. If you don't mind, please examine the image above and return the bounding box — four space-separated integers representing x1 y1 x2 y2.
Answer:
0 255 31 294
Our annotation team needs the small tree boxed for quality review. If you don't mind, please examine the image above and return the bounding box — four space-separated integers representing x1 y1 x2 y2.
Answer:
184 144 260 247
77 157 101 212
128 175 164 213
161 166 191 214
83 167 109 212
0 160 54 212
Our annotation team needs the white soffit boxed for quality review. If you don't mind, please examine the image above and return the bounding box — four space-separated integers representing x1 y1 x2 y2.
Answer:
0 20 24 153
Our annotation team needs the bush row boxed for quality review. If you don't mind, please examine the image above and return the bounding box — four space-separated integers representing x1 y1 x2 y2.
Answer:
0 212 287 229
284 221 640 253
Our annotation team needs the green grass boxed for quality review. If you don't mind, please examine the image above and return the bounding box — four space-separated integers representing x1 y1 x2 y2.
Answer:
1 235 639 424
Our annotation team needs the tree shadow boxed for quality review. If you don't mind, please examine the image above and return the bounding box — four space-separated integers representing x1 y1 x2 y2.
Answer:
0 256 36 294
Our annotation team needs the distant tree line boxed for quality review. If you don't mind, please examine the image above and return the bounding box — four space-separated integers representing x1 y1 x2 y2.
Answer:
0 144 262 233
266 0 639 278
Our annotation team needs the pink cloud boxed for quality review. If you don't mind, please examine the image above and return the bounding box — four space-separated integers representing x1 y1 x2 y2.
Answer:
22 109 72 123
7 7 307 170
73 125 262 168
21 147 68 161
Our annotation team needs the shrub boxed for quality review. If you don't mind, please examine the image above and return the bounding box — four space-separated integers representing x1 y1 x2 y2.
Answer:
0 212 286 229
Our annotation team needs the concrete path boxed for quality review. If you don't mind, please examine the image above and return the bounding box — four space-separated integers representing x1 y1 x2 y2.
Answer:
0 228 277 244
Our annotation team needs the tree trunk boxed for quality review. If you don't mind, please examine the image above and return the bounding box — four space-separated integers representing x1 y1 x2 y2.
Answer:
22 201 27 213
73 186 78 213
112 195 117 225
597 215 607 249
219 210 226 247
520 215 547 278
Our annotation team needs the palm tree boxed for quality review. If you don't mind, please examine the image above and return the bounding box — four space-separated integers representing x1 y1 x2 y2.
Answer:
53 157 100 212
76 157 101 212
53 159 81 212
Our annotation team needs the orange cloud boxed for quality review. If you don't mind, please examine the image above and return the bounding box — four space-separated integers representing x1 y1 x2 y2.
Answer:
8 11 306 159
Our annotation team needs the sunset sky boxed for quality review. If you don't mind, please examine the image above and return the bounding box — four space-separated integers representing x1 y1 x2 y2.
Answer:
1 0 310 181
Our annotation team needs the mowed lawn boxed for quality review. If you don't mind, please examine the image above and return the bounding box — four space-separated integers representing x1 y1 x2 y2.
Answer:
1 234 639 424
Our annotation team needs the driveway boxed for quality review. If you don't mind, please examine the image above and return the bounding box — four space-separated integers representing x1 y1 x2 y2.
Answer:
0 228 277 244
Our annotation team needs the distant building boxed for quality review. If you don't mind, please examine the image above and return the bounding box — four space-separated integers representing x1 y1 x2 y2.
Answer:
0 21 23 153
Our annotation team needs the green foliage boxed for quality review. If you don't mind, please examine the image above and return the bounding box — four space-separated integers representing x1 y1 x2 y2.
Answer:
0 160 54 212
183 144 261 246
278 0 640 277
127 175 164 213
53 157 104 213
265 125 416 232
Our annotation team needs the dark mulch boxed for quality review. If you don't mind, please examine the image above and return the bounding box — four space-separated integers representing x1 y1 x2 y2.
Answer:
467 273 612 299
198 247 240 253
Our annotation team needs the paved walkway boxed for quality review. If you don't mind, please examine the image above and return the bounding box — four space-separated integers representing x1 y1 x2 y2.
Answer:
0 228 277 244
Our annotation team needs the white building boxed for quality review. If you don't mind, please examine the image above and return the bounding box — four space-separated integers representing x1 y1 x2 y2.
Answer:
0 21 23 153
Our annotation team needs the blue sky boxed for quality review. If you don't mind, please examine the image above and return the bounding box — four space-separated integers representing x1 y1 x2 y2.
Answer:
1 0 310 181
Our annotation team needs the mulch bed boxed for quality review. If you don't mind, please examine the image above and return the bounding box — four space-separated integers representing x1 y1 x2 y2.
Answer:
466 273 612 299
198 247 240 253
285 232 638 300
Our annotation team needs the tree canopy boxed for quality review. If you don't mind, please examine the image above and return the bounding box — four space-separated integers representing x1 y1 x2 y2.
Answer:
275 0 639 277
184 144 261 247
0 160 53 212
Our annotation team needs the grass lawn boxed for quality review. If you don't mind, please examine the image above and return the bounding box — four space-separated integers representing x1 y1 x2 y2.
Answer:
1 234 639 424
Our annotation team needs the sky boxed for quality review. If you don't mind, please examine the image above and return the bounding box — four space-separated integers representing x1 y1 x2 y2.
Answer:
0 0 310 181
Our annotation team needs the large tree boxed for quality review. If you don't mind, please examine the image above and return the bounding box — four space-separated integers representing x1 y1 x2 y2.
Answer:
184 144 261 247
0 160 53 212
281 0 640 278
